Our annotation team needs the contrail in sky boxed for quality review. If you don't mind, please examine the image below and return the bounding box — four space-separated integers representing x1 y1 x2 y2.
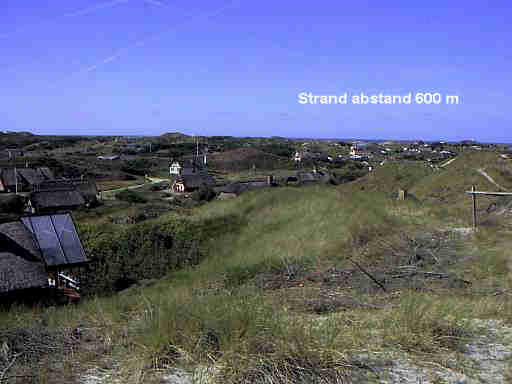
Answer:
143 0 167 6
62 0 131 18
72 0 239 76
0 0 131 39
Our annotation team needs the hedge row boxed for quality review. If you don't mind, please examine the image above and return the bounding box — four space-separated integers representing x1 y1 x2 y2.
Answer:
78 217 203 295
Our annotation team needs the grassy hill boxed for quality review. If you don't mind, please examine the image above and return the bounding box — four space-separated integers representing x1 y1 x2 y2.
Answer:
351 161 434 197
209 147 291 171
412 152 512 200
1 155 511 383
160 132 190 140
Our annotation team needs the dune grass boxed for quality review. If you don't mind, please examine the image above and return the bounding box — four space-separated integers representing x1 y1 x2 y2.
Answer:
1 167 512 382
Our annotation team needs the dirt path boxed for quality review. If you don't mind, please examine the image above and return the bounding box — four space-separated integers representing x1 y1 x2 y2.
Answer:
476 168 507 191
440 157 457 168
100 177 169 194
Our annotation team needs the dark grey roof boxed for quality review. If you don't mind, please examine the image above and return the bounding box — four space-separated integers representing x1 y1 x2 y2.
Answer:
0 168 16 187
181 167 197 176
74 180 98 201
179 174 215 189
0 252 49 294
30 190 85 210
0 168 47 188
36 167 55 180
0 222 48 294
298 172 317 182
17 168 44 185
37 179 98 203
0 222 42 262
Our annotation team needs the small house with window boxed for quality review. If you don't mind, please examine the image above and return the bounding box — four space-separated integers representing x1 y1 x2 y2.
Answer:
169 161 182 175
0 213 88 301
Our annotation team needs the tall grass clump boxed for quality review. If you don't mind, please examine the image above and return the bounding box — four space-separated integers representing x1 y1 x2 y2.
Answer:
131 286 350 383
380 293 473 353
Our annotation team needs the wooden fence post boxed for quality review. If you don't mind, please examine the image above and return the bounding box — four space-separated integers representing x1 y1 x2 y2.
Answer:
472 185 477 228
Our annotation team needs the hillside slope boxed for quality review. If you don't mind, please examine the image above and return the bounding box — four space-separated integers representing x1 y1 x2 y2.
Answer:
1 156 511 383
351 161 434 197
411 151 512 204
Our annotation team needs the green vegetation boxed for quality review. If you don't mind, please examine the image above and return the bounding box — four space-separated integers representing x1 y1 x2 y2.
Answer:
1 149 511 383
79 216 203 295
191 185 216 202
209 148 292 171
412 152 512 202
115 189 148 204
0 194 25 214
121 159 155 176
353 161 434 196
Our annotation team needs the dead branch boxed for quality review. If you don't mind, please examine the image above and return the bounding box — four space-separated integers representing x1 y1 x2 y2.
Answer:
0 353 19 382
348 258 387 292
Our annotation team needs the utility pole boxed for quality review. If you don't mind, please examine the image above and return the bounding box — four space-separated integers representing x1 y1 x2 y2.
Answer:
13 151 18 195
471 185 477 229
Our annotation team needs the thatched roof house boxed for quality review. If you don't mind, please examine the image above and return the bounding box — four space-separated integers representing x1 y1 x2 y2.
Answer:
1 213 89 295
0 222 49 294
172 174 215 193
17 168 44 186
0 168 17 192
28 190 85 213
0 167 55 193
36 167 55 181
37 179 98 205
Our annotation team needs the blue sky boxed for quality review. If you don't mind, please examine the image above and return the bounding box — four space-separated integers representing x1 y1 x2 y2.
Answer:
0 0 510 141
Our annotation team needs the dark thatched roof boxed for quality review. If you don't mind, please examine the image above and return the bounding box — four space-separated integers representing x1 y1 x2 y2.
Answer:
74 180 98 201
37 179 98 203
0 222 48 294
0 168 52 188
16 168 44 185
178 175 215 189
30 190 85 211
298 172 316 182
0 253 49 294
36 167 55 180
181 167 198 176
0 168 16 187
0 222 42 261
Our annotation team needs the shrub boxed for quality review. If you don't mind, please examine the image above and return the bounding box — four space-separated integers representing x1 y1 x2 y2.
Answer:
150 182 169 191
79 217 204 295
115 190 147 204
0 195 25 213
191 185 216 202
121 159 155 176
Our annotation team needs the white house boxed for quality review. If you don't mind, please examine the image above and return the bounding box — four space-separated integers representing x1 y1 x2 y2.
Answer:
169 161 182 175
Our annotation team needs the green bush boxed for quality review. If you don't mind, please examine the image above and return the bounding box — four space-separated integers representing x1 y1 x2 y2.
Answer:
191 185 216 202
115 190 147 204
121 159 155 176
0 195 25 213
79 217 204 295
